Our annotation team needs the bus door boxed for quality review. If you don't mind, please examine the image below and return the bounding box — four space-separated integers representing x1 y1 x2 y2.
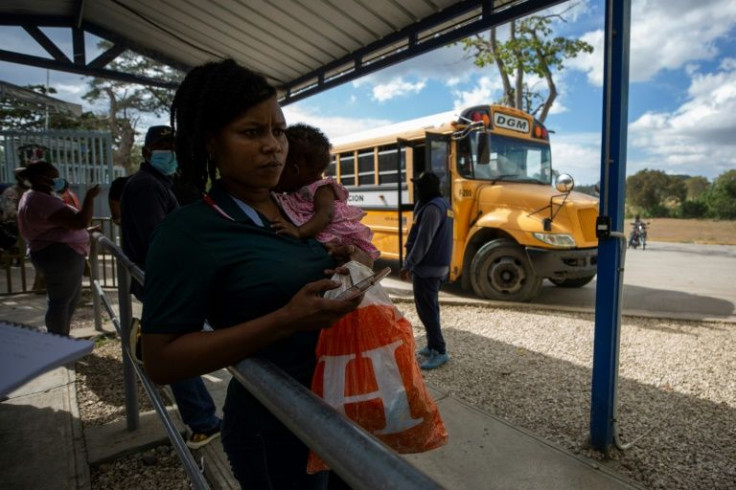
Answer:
425 132 452 201
396 138 411 267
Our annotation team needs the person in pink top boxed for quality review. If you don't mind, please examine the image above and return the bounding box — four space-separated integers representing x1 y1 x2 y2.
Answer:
272 123 380 259
16 160 101 335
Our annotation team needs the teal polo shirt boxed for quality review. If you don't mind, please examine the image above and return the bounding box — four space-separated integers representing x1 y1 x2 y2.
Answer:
141 181 336 382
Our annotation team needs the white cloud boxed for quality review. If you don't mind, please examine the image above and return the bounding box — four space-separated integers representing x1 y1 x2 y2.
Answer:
555 59 736 185
55 83 87 96
550 132 602 186
570 0 736 85
370 77 426 102
351 44 482 90
628 59 736 179
451 76 501 109
445 76 462 87
282 105 392 142
567 29 604 86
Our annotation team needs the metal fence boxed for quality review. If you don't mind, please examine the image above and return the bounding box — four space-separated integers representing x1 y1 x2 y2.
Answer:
1 130 124 217
1 130 119 184
88 232 443 490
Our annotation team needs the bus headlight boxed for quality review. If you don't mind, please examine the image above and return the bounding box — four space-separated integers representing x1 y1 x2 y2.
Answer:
533 233 576 248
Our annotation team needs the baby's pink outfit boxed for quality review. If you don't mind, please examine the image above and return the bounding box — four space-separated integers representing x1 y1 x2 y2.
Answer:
273 178 380 259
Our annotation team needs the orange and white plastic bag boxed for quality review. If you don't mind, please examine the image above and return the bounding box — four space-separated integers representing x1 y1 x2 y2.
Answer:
307 261 448 473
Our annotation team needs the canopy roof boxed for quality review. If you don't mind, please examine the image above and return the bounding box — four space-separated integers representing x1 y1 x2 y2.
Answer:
0 80 82 116
0 0 564 104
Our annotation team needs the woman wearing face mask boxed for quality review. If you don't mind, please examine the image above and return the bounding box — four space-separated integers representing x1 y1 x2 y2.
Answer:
16 160 101 335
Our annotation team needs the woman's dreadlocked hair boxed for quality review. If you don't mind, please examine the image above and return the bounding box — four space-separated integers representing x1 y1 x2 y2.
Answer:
170 59 276 193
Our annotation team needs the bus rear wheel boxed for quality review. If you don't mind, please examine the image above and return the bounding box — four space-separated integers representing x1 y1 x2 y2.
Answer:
470 239 542 302
549 274 596 288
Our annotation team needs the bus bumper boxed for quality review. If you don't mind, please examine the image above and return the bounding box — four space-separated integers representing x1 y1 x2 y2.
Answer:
526 247 598 280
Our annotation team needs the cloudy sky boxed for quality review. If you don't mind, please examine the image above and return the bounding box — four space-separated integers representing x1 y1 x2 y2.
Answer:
2 0 735 185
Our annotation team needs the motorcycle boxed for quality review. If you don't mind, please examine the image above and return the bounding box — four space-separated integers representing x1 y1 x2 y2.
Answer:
628 221 648 250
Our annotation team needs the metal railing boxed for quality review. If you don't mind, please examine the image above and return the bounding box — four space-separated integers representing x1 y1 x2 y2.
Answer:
88 231 443 490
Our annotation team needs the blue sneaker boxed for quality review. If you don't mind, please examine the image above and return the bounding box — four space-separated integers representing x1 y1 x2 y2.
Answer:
420 350 449 370
417 346 432 357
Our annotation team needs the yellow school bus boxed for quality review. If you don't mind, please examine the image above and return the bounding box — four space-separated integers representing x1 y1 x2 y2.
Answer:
327 104 599 302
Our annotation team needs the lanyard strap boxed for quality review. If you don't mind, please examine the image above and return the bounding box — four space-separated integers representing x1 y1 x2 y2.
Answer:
203 193 267 227
203 193 235 221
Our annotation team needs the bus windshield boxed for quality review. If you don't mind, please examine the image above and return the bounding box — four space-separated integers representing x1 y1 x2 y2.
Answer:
457 131 552 185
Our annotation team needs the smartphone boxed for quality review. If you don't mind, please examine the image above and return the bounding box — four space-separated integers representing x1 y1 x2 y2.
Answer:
336 267 391 300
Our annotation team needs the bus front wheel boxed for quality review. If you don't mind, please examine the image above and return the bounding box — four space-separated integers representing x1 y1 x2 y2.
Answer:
470 239 542 302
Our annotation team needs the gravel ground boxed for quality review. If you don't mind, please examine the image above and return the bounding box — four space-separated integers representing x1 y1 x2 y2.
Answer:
396 300 736 490
71 297 188 490
73 298 736 490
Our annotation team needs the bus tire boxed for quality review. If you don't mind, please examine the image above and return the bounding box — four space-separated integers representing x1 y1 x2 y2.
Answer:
549 274 596 288
470 239 542 302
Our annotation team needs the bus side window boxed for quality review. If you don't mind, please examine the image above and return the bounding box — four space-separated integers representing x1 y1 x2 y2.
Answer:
325 155 337 178
358 149 374 185
378 144 402 184
340 153 355 186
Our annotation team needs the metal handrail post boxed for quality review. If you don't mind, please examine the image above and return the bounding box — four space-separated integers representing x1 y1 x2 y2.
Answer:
116 255 139 431
89 238 103 332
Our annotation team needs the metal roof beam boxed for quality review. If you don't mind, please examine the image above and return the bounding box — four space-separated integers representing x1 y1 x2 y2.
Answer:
2 14 188 86
0 49 177 88
88 43 127 69
81 21 191 73
280 0 566 105
72 27 85 66
21 25 70 64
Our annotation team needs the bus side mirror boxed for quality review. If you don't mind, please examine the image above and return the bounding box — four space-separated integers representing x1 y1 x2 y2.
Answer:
555 174 574 193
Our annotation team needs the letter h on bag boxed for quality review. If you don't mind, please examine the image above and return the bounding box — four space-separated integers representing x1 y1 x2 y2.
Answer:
319 340 422 435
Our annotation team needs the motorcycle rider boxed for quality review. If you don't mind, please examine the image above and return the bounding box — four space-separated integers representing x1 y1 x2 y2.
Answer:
629 214 647 249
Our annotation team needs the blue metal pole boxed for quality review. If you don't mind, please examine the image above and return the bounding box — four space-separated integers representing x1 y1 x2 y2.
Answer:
590 0 631 451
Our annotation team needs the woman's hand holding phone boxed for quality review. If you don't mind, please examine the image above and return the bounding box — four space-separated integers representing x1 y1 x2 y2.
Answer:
335 267 391 301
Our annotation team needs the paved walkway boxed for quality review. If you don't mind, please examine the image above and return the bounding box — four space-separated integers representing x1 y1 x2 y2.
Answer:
0 292 642 490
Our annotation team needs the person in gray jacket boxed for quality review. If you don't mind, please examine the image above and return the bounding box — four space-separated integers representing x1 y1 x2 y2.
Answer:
400 171 453 370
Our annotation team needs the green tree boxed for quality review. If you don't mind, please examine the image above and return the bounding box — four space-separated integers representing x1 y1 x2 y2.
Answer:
705 170 736 219
626 169 671 214
684 176 710 200
678 199 709 219
456 7 593 122
83 42 183 173
626 169 692 217
666 177 688 205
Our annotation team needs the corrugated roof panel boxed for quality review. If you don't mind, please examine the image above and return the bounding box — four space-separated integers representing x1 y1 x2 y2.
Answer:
0 0 566 97
211 0 346 60
126 0 310 82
